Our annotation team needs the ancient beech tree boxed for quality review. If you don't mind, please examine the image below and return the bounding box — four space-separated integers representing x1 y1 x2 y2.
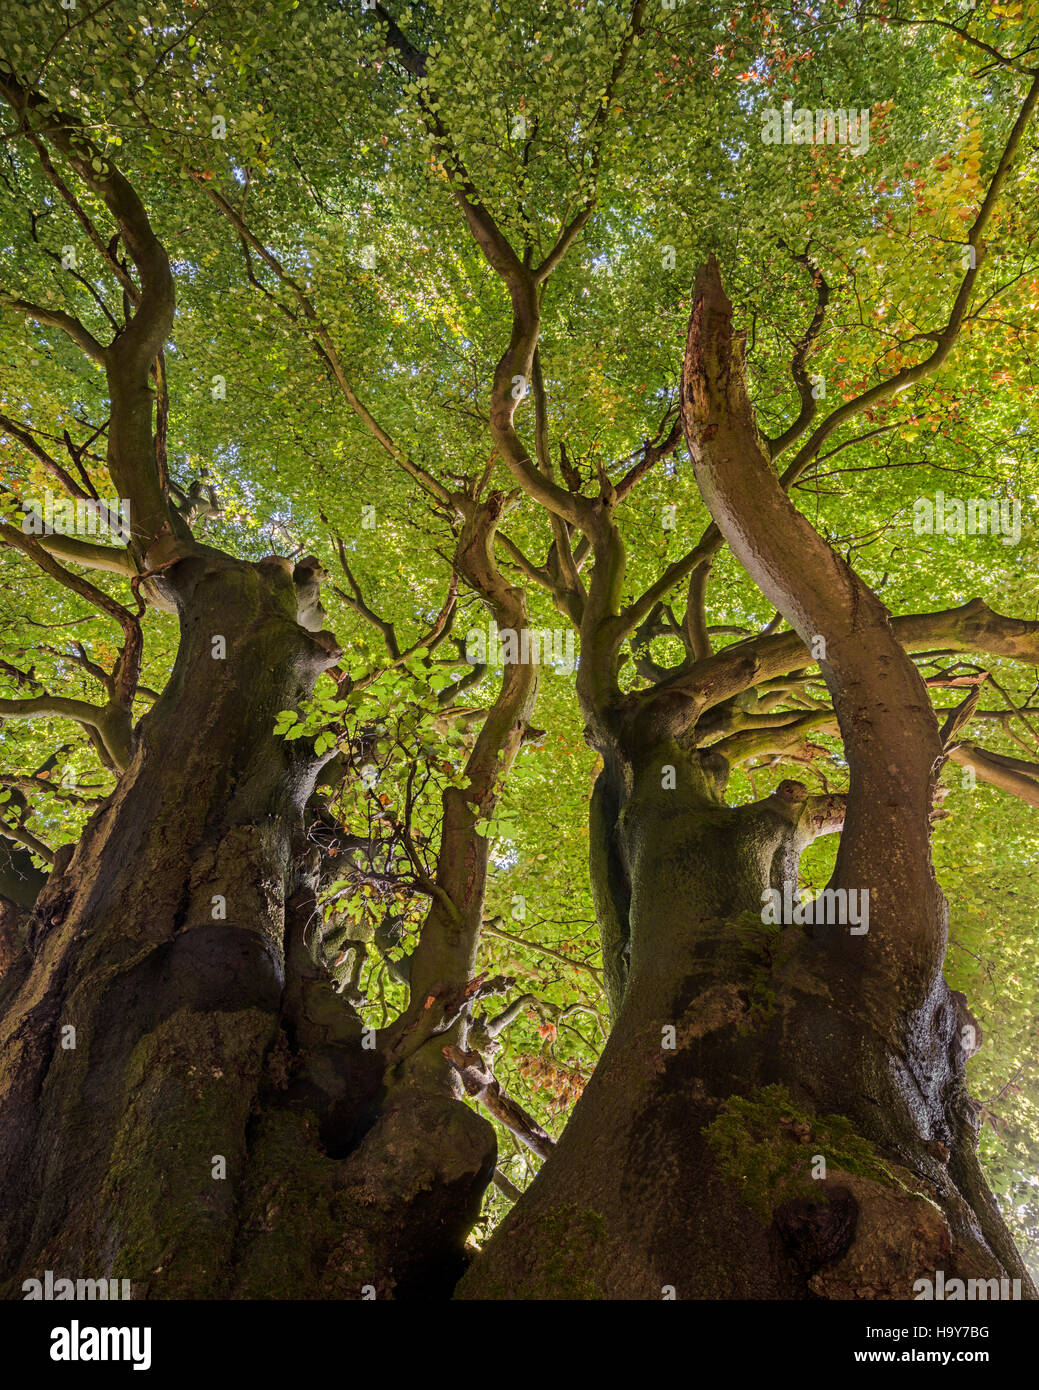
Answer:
2 0 1039 1301
0 61 544 1298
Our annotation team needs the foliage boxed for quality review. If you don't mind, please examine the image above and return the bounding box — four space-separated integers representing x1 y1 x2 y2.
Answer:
1 0 1038 1267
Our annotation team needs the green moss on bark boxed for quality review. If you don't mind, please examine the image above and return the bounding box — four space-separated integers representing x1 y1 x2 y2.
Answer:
703 1084 898 1223
539 1205 607 1299
231 1108 366 1298
466 1203 608 1300
101 1006 273 1297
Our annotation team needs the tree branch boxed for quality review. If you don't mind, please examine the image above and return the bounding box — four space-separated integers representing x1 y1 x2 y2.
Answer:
778 72 1039 489
682 256 947 1009
948 743 1039 808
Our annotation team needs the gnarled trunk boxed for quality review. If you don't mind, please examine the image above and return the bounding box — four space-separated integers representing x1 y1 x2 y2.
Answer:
0 552 494 1299
460 740 1033 1299
458 260 1036 1302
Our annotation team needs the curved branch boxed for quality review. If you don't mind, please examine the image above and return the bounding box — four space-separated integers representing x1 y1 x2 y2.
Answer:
948 743 1039 808
483 915 604 985
0 818 55 865
0 67 177 548
32 531 135 576
443 1043 555 1160
672 598 1039 712
0 292 105 362
682 257 945 1009
0 692 111 726
778 72 1039 489
766 242 830 459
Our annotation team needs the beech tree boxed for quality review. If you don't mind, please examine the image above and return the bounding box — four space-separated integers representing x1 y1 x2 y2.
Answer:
1 0 1039 1302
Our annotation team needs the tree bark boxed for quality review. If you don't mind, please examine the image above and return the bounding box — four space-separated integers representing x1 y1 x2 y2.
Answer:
0 551 494 1299
457 262 1036 1301
459 741 1033 1298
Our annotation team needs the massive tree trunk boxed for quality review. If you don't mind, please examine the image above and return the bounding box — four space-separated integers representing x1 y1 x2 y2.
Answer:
0 550 495 1300
458 262 1036 1301
0 66 525 1300
461 741 1031 1298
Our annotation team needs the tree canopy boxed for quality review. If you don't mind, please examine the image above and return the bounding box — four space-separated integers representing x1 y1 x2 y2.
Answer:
1 0 1039 1299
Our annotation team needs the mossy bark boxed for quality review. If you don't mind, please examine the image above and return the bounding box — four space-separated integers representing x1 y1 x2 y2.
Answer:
459 744 1035 1300
458 260 1039 1301
0 553 494 1299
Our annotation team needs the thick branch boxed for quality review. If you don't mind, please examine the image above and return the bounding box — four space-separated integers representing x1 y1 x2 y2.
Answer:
0 293 105 362
948 743 1039 808
682 257 946 1007
443 1044 555 1160
0 68 177 548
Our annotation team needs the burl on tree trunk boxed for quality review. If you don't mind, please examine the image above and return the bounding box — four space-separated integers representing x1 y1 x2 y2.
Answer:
458 260 1035 1300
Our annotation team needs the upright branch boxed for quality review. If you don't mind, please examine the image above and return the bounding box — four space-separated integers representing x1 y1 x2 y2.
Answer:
766 242 831 460
394 490 539 1040
601 68 1039 680
682 258 947 1008
375 1 649 532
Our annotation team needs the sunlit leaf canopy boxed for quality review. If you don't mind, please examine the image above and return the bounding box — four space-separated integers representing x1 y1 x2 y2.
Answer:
1 0 1038 1259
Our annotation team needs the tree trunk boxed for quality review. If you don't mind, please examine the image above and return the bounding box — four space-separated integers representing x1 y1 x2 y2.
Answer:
458 259 1037 1301
0 551 494 1300
459 742 1034 1298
